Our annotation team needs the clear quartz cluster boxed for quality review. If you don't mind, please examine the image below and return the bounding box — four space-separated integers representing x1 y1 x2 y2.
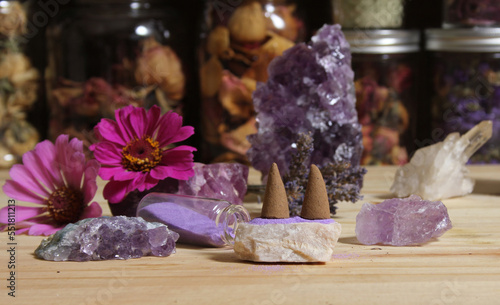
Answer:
391 121 493 201
355 195 452 246
247 24 363 178
35 216 179 261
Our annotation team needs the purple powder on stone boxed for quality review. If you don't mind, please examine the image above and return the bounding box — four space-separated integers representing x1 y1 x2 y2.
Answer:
249 216 335 225
139 202 226 247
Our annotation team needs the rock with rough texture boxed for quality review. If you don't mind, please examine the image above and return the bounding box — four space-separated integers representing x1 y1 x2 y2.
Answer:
178 162 249 205
391 121 493 200
35 216 179 261
247 24 363 179
234 217 342 262
355 195 452 246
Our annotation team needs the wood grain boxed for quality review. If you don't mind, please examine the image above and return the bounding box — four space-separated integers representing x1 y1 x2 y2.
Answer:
1 166 499 305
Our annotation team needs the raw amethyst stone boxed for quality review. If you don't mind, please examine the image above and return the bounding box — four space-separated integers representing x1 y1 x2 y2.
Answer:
110 162 249 216
177 162 249 205
355 195 452 246
247 24 363 178
35 216 179 261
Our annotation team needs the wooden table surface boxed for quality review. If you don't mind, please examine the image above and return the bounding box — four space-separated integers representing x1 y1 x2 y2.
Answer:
1 166 499 305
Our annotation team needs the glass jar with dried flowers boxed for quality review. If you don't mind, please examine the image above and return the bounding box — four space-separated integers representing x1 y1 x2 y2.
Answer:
45 0 195 148
426 28 500 164
0 0 40 168
199 0 306 163
343 30 420 166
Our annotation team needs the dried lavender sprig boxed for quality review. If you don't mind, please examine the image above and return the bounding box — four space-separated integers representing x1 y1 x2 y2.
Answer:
284 132 366 216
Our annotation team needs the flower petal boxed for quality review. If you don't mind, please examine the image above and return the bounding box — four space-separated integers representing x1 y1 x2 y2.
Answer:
15 228 30 234
28 223 63 236
93 118 127 146
112 170 139 181
56 135 85 190
155 111 184 146
93 142 123 166
146 105 161 136
0 205 45 224
115 106 136 142
130 174 148 192
8 164 51 198
33 140 63 187
3 180 46 204
162 126 195 146
103 180 131 203
82 159 100 204
99 166 127 181
80 202 102 219
128 106 147 138
21 147 59 193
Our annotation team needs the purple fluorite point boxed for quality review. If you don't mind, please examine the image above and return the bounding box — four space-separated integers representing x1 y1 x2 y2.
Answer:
35 216 180 261
355 195 452 246
247 24 363 178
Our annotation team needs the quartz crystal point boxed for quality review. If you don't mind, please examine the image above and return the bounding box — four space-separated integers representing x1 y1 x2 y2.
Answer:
355 195 452 246
247 24 363 179
35 216 179 261
391 121 493 200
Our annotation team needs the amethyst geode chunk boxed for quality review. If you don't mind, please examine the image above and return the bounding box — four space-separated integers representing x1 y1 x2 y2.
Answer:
248 24 363 178
355 195 452 246
35 216 179 261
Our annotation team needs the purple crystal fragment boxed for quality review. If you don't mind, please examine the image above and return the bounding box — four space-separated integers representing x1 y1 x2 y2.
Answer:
110 163 249 216
177 162 249 205
355 195 452 246
247 24 363 178
35 216 180 261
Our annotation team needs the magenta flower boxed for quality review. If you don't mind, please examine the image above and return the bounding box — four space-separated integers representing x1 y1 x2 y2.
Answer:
91 105 196 203
0 135 102 236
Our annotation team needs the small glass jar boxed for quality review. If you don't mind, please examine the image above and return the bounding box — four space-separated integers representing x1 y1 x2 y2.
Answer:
137 193 251 247
426 28 500 163
344 30 419 165
443 0 500 28
199 0 306 163
332 0 404 29
45 0 192 145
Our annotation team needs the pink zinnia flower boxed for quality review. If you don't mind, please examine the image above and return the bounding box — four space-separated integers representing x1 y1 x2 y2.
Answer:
91 105 196 203
0 135 102 236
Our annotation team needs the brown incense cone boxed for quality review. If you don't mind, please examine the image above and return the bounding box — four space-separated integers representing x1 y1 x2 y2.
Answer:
300 165 331 220
261 163 289 219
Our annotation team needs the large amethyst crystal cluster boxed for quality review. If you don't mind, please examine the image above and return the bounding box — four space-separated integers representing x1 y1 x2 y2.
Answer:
247 24 363 178
35 216 179 261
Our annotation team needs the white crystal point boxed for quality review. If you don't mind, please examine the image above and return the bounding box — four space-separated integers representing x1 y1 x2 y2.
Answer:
234 222 342 263
390 121 493 201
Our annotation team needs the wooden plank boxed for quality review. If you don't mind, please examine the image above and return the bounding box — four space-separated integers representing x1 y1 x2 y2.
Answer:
0 166 499 304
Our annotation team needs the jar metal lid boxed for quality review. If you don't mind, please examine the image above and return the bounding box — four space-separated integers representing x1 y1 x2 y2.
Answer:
426 28 500 52
343 30 420 54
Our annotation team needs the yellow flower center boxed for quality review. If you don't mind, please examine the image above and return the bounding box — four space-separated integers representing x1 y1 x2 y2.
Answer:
47 186 84 224
121 135 162 172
